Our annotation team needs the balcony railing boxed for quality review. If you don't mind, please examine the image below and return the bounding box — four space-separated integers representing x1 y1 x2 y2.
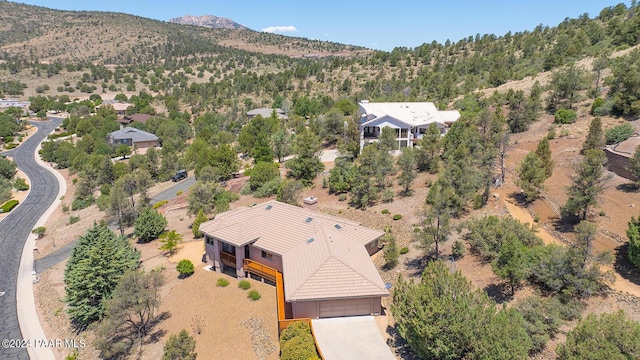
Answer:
243 258 277 282
220 251 236 267
363 131 379 139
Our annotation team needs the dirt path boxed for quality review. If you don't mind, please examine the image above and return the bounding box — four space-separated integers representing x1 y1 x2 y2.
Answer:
500 196 563 246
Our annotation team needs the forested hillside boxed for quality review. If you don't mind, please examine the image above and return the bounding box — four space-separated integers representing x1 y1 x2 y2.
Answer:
1 2 640 119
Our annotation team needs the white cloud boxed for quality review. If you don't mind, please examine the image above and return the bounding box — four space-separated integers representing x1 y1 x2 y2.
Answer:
325 33 330 37
261 25 298 33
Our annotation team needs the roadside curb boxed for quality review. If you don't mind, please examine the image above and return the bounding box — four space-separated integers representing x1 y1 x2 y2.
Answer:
16 120 67 360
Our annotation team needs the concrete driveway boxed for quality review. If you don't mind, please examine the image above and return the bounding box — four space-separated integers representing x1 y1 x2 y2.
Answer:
311 316 396 360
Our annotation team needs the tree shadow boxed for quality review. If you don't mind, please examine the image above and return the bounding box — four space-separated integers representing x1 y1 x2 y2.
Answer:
552 215 576 235
385 324 421 360
508 191 530 207
616 183 639 193
483 283 513 304
404 255 429 278
613 243 640 287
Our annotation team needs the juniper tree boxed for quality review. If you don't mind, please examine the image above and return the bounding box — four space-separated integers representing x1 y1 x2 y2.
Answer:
64 223 140 328
561 149 609 220
582 116 605 152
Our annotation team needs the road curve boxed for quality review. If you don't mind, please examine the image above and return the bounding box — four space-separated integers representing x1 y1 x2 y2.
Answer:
0 117 62 359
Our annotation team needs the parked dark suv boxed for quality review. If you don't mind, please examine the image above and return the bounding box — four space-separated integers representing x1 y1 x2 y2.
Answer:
171 170 187 182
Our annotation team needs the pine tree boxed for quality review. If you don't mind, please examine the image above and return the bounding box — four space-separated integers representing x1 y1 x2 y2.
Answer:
192 209 208 239
561 149 609 220
627 214 640 269
628 147 640 187
416 122 442 173
517 152 546 203
64 223 140 327
535 137 554 178
582 116 605 153
396 147 417 195
392 260 531 359
285 128 324 185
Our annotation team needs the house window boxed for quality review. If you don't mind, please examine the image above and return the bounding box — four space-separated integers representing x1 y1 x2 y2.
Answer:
261 250 273 260
221 242 235 254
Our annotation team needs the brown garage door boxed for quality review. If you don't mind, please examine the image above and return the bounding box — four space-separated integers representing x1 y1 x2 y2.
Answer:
319 298 372 318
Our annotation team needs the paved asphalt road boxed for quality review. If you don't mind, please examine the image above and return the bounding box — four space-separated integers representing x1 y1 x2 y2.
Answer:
150 176 195 205
0 117 62 360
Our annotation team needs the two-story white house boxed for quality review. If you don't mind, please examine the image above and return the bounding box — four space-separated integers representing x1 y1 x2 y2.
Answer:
358 100 461 152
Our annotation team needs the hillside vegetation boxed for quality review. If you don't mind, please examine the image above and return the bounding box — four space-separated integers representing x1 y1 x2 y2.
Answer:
1 2 640 120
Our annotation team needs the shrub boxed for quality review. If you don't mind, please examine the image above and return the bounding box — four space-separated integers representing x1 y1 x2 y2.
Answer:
381 209 390 214
516 295 582 354
71 196 94 211
176 259 194 278
153 200 168 209
554 109 577 124
134 207 168 243
5 143 17 149
399 247 409 255
382 188 394 203
176 190 183 196
48 131 73 140
69 215 80 224
280 335 318 360
14 178 29 191
546 128 556 140
216 278 229 287
338 194 347 201
32 226 46 239
279 321 319 360
0 199 19 213
238 280 251 290
247 290 261 301
451 240 466 259
591 98 605 115
392 214 402 220
605 123 635 145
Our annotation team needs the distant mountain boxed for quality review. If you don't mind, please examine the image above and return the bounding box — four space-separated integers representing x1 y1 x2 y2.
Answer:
169 15 250 30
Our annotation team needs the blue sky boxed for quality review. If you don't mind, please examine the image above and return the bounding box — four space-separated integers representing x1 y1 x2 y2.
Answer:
18 1 626 51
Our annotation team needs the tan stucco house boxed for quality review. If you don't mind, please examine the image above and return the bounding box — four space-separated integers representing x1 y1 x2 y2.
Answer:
358 100 460 152
199 200 389 319
108 126 160 148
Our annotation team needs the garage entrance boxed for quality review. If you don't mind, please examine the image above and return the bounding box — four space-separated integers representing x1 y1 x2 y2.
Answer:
318 298 372 318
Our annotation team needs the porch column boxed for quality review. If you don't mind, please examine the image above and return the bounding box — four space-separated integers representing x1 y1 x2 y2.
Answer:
212 238 221 273
235 245 245 278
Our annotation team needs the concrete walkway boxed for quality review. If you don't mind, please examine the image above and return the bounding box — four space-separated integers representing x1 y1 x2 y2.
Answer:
312 316 396 360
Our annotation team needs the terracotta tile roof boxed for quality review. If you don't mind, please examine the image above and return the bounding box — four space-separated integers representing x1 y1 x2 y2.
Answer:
199 200 388 301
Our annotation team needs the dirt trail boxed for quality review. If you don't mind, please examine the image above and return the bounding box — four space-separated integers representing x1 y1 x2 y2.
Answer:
500 196 563 246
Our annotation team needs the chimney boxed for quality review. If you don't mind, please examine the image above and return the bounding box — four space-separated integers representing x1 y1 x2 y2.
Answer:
302 196 318 211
